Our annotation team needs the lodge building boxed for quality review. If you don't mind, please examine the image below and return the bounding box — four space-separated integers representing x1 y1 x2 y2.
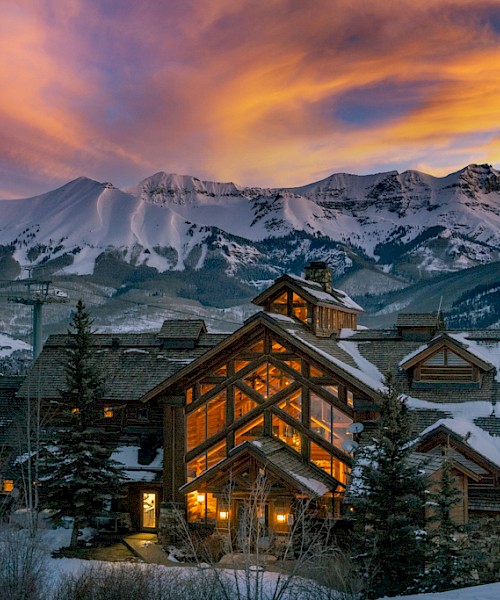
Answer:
3 262 500 542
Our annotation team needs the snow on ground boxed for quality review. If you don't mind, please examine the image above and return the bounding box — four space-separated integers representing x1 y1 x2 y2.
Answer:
390 582 500 600
9 526 500 600
0 332 31 357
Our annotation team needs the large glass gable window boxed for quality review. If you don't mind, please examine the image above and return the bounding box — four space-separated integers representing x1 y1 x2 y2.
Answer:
243 362 293 398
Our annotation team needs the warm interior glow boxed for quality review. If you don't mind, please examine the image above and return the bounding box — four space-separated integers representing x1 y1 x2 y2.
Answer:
275 513 286 523
103 407 113 418
219 510 229 520
3 480 14 492
197 493 205 503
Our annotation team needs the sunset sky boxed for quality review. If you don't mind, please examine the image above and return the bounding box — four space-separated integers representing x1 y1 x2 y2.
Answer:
2 0 500 198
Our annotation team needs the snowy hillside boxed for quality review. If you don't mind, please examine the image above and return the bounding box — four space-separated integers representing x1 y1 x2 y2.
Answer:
0 164 499 285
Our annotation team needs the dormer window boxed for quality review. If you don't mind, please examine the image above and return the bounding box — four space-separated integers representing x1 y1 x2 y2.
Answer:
270 292 288 316
399 335 493 386
268 290 310 324
420 349 473 382
292 293 308 323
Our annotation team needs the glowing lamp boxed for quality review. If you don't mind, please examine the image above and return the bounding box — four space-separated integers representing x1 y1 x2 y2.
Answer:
219 510 229 520
275 513 286 523
196 493 205 504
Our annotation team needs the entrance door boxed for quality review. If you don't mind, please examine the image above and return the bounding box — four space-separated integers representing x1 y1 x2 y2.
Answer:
141 491 157 530
235 500 269 551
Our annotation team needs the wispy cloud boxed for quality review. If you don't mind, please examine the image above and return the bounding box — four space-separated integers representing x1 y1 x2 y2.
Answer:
1 0 500 197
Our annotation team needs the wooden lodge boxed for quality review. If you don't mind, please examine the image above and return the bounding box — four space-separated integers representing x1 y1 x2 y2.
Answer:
4 262 500 544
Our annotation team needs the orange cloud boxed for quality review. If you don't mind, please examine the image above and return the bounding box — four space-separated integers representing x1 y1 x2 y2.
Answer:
2 0 500 197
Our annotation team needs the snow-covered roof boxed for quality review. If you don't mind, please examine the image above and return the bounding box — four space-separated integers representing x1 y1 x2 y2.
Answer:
421 419 500 469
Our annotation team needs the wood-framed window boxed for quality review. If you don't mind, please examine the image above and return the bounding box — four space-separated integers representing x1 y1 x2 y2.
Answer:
418 348 474 382
310 392 353 452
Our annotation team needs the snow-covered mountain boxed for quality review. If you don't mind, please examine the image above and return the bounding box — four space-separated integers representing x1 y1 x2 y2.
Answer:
1 164 499 288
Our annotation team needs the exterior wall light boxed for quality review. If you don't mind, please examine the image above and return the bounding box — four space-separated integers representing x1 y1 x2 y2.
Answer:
219 510 229 520
275 512 286 523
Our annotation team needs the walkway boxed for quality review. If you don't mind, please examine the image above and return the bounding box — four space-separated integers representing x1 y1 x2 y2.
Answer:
122 533 181 566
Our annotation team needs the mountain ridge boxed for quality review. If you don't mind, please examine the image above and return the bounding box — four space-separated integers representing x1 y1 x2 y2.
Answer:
0 163 499 288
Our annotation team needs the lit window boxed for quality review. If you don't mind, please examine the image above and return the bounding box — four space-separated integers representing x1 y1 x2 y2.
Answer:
272 415 301 452
310 365 324 377
284 359 301 372
234 389 258 421
213 364 227 377
235 416 264 446
249 339 265 353
270 292 288 316
277 390 302 422
200 382 216 396
310 393 352 452
292 293 308 323
243 362 293 398
71 407 80 414
3 480 14 493
271 340 287 352
103 407 114 418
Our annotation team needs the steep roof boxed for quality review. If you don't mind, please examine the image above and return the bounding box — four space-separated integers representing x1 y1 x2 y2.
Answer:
18 325 226 402
143 311 385 403
252 274 364 313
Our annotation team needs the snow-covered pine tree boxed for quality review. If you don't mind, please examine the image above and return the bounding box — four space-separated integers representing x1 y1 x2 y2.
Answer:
350 373 427 599
418 456 479 592
41 300 124 547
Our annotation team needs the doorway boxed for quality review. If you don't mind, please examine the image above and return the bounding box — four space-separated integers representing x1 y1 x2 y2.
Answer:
235 500 269 551
141 491 158 530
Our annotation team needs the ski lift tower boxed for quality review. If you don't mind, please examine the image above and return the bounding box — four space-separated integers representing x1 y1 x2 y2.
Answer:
6 278 69 361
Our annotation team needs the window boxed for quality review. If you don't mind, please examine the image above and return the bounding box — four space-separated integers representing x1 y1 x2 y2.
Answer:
103 407 114 418
310 442 350 485
292 293 308 323
235 416 264 446
234 389 258 421
310 393 353 452
243 362 293 398
272 415 302 452
419 348 474 382
276 390 302 422
270 292 288 316
3 480 14 493
186 392 226 452
186 443 227 481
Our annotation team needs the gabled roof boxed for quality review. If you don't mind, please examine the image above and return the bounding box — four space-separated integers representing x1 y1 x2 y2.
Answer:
158 319 207 340
399 333 495 372
252 274 363 313
142 311 385 403
416 422 500 475
181 437 337 498
18 323 226 402
396 312 444 328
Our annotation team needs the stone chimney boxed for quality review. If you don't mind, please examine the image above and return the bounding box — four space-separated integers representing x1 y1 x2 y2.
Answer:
304 261 332 293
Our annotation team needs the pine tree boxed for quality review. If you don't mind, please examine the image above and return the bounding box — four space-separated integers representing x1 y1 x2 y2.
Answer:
41 300 124 547
351 374 427 599
419 456 479 592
